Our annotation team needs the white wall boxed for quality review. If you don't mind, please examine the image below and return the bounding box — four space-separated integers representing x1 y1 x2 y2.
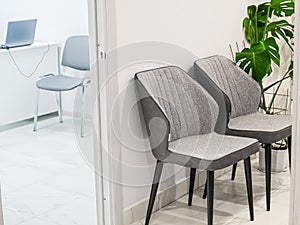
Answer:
0 0 89 113
112 0 263 210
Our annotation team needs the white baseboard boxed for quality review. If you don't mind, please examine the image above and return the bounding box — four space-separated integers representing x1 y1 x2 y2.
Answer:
62 111 93 120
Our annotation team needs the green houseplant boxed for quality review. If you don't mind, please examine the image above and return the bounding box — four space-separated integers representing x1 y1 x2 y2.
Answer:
236 0 295 114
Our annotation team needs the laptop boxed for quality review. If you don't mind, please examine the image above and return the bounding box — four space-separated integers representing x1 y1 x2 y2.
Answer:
0 19 37 49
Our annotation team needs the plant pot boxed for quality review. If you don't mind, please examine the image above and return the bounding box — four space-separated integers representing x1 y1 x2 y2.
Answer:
259 146 288 173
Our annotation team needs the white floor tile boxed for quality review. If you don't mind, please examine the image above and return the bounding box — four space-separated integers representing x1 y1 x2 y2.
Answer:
3 184 78 216
18 218 59 225
38 166 96 198
0 117 97 225
35 196 97 225
2 209 33 225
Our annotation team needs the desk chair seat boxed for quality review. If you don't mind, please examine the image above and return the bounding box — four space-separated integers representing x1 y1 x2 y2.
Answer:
135 66 260 225
193 55 292 212
36 75 85 92
33 35 90 137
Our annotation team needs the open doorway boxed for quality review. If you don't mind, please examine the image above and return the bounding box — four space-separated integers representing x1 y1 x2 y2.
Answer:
0 0 102 225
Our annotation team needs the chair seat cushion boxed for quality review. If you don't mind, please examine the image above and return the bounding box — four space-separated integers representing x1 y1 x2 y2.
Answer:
167 132 259 170
227 113 292 143
36 75 84 91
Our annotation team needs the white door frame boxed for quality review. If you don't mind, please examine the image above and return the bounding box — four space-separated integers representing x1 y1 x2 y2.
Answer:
87 0 113 224
88 0 121 224
289 1 300 224
0 188 4 225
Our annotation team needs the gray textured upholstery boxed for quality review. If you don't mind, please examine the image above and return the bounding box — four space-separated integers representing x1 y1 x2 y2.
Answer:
135 66 260 171
194 55 261 119
169 133 258 170
193 55 292 144
36 75 84 91
61 36 90 71
136 66 219 142
228 113 292 143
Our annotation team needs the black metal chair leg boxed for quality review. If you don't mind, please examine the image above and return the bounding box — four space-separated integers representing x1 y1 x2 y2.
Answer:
145 161 163 225
265 143 272 211
188 168 196 206
244 157 254 221
207 171 214 225
203 180 207 199
288 136 292 171
231 163 238 181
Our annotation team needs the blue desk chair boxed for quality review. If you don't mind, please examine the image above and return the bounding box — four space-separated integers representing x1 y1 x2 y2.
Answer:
33 35 90 137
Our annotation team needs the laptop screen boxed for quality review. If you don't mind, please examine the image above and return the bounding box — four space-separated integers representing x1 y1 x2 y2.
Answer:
5 19 37 48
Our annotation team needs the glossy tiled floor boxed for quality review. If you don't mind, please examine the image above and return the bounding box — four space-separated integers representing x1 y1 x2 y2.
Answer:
132 160 290 225
0 116 291 225
0 117 97 225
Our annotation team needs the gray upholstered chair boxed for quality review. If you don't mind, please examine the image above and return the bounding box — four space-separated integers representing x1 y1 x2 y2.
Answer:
193 55 292 211
33 35 90 137
135 66 260 225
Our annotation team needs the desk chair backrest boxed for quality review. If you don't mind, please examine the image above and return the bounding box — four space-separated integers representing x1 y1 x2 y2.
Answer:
135 66 219 143
61 35 90 71
194 55 261 119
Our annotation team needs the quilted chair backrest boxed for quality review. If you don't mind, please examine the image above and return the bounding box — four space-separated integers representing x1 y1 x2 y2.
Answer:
194 55 261 119
135 66 219 142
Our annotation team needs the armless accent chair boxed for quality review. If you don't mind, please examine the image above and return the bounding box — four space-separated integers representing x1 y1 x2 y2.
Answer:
135 66 260 225
33 36 90 137
193 55 292 211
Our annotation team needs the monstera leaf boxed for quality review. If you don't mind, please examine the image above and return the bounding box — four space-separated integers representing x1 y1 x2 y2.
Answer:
267 20 294 49
264 37 280 65
270 0 295 17
236 38 280 85
243 4 270 43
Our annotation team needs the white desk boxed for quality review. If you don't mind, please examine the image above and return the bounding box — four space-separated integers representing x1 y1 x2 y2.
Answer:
0 42 59 126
